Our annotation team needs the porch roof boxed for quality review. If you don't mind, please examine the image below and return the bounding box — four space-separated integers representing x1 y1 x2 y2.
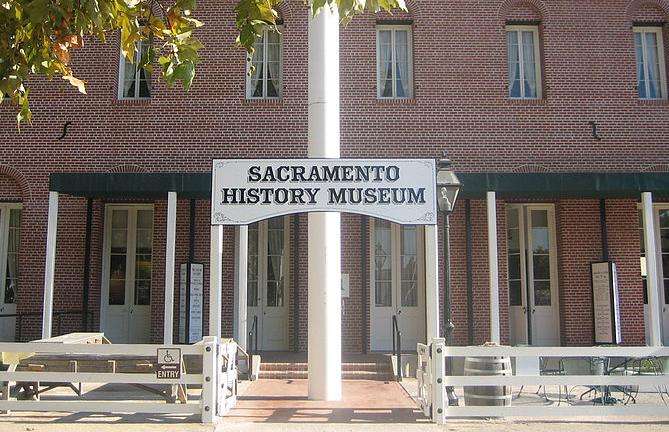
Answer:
49 171 669 199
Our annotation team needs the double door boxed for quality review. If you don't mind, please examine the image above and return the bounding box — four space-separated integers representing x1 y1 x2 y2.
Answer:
370 220 426 352
247 217 289 351
101 205 153 344
640 207 669 345
507 204 560 346
0 204 21 341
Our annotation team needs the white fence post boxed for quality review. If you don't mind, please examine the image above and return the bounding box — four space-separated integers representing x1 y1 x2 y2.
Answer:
201 336 218 423
431 338 446 424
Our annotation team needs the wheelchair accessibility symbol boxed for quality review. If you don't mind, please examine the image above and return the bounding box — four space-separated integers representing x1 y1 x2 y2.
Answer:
156 348 181 379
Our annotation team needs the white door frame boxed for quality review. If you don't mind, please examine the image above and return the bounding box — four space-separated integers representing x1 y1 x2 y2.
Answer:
0 203 21 341
507 204 560 346
640 203 669 345
247 216 290 351
369 219 426 352
100 204 154 343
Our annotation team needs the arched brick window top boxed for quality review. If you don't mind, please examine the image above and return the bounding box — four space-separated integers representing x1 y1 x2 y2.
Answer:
0 165 30 201
511 164 550 174
627 0 669 23
498 0 547 24
107 164 148 174
643 163 669 172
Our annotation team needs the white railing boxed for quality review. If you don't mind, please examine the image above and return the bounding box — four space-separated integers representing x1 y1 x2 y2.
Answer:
419 338 669 424
0 336 237 423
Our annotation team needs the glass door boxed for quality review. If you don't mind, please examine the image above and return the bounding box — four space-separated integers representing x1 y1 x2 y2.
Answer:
507 204 559 346
370 219 425 351
102 205 153 343
0 205 21 341
247 217 289 351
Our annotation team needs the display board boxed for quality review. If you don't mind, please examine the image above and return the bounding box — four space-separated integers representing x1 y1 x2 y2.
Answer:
591 261 622 344
179 263 204 344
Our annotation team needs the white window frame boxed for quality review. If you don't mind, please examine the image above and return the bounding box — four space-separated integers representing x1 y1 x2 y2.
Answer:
245 26 283 100
506 25 543 100
633 26 668 100
117 40 151 100
376 24 414 100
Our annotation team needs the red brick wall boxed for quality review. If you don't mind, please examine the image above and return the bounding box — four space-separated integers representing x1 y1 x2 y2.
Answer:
1 0 665 346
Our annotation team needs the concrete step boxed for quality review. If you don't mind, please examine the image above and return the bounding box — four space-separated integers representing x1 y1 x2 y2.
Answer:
260 362 393 373
258 370 395 380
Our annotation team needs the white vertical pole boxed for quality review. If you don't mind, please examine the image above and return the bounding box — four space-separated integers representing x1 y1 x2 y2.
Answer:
163 191 177 344
42 191 59 339
234 225 249 350
425 224 440 341
642 192 663 346
308 2 342 401
487 191 501 344
209 225 224 338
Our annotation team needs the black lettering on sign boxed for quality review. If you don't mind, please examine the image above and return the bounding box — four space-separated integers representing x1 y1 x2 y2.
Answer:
248 166 262 182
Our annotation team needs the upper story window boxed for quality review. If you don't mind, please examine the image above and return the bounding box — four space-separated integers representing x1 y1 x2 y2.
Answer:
634 26 667 100
246 27 282 100
506 25 542 99
377 25 413 99
118 40 151 100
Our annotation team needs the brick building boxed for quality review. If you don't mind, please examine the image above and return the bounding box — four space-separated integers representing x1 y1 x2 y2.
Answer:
1 0 669 351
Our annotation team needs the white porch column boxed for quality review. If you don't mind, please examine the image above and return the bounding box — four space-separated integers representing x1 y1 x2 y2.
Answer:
425 224 440 341
642 192 663 346
307 2 342 401
42 191 59 339
209 225 224 338
487 191 501 344
163 191 177 344
233 225 249 351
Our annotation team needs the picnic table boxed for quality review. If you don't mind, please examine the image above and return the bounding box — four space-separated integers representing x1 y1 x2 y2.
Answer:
2 333 188 403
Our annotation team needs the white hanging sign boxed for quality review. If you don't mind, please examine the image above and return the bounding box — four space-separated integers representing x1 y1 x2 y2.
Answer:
211 159 437 226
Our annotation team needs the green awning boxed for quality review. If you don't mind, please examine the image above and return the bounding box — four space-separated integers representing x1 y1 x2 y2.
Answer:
49 171 669 200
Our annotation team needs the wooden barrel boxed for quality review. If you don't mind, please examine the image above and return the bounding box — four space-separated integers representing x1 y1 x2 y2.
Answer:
463 356 512 406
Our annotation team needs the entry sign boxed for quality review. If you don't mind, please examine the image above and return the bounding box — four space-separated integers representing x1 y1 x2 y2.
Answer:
156 348 181 379
591 262 622 344
211 159 437 226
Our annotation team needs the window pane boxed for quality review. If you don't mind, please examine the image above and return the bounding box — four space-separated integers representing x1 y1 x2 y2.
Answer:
531 210 548 228
533 254 550 280
645 32 661 99
532 228 549 254
508 228 520 253
247 224 259 308
509 280 522 306
665 279 669 305
635 33 647 98
379 30 393 97
401 281 417 307
395 30 409 98
110 254 126 280
375 281 392 307
112 210 128 228
135 254 152 280
247 281 258 308
134 279 150 306
507 31 521 98
109 280 125 305
507 208 519 229
9 209 20 228
521 31 537 98
508 254 521 279
534 280 551 306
